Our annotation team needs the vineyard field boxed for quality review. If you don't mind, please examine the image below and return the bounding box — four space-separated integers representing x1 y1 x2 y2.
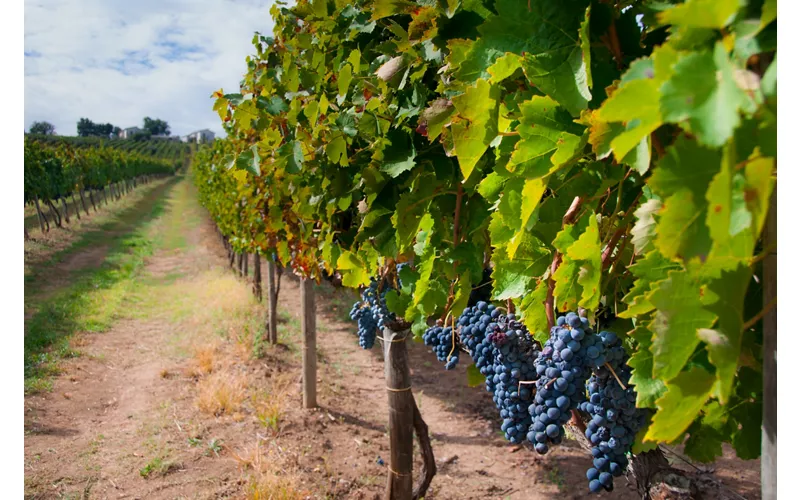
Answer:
23 175 762 499
22 0 778 498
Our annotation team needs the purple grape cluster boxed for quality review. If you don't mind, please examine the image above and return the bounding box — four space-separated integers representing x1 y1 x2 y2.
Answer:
527 311 598 453
580 331 646 493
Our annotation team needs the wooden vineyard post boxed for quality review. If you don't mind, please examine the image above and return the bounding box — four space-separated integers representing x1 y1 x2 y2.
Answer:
237 253 243 277
34 195 47 232
253 253 262 301
762 190 777 500
243 252 249 279
301 277 317 408
381 323 436 500
383 325 414 499
266 259 278 344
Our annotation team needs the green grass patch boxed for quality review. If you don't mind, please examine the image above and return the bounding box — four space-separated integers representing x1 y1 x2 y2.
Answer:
24 186 174 394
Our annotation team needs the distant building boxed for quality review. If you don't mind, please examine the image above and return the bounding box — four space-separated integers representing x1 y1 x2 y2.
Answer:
120 126 142 139
185 129 215 144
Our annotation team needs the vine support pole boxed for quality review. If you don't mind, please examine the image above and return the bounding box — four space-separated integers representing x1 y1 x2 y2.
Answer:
301 277 317 408
762 190 777 500
266 259 278 344
253 254 262 302
383 326 414 500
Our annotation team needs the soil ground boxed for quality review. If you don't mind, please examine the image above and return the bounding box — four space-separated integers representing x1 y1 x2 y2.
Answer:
24 174 762 499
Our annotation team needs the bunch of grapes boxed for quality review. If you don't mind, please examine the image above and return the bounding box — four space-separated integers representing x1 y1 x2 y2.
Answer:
580 331 646 493
454 301 540 444
422 321 459 370
348 277 396 350
528 311 602 454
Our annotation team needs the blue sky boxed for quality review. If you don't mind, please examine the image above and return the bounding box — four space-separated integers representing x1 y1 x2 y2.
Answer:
24 0 277 137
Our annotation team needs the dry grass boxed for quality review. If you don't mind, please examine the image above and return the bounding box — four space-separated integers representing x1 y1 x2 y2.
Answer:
185 341 219 377
229 443 308 500
252 373 293 435
195 372 247 415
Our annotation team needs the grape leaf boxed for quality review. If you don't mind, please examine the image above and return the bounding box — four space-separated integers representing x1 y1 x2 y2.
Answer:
326 135 348 166
660 42 752 148
619 250 677 319
520 280 550 344
700 263 751 403
491 246 537 300
419 99 455 142
450 79 500 180
684 421 725 463
658 0 741 29
565 213 602 310
655 189 712 262
647 270 716 381
380 130 416 178
628 327 667 408
645 367 714 443
631 198 661 254
507 96 585 178
455 0 589 85
521 45 591 117
337 251 371 287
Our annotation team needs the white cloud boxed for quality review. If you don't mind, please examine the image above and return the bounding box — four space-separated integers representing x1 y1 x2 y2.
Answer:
24 0 277 137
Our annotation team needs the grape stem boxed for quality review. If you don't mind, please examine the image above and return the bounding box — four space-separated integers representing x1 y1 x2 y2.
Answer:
742 297 777 331
604 362 628 390
545 196 583 329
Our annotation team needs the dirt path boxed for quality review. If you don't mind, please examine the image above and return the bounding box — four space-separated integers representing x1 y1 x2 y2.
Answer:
24 176 761 499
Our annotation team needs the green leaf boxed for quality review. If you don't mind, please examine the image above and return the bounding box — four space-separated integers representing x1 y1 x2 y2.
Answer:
565 213 602 310
337 63 353 102
233 99 259 130
628 327 667 408
487 53 522 83
413 213 435 256
631 198 661 254
385 289 411 318
579 6 592 89
660 43 752 148
594 45 678 160
620 250 678 319
647 270 716 381
658 0 742 29
645 367 714 443
454 0 589 86
650 136 722 200
655 189 712 262
700 264 751 403
521 46 591 117
380 130 416 178
684 422 725 463
477 172 506 203
507 96 584 178
491 246 536 300
466 363 484 388
370 0 415 20
419 99 455 142
451 79 500 180
519 280 550 344
326 135 348 166
337 251 370 287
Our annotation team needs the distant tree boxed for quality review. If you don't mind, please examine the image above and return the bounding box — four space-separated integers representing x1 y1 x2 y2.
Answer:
77 118 117 138
143 117 170 136
29 121 56 135
112 126 122 138
77 118 95 137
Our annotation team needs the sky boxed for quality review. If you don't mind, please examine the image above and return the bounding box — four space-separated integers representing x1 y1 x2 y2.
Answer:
24 0 277 138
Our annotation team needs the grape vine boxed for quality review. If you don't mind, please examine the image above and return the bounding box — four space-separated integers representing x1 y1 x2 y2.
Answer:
192 0 777 493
